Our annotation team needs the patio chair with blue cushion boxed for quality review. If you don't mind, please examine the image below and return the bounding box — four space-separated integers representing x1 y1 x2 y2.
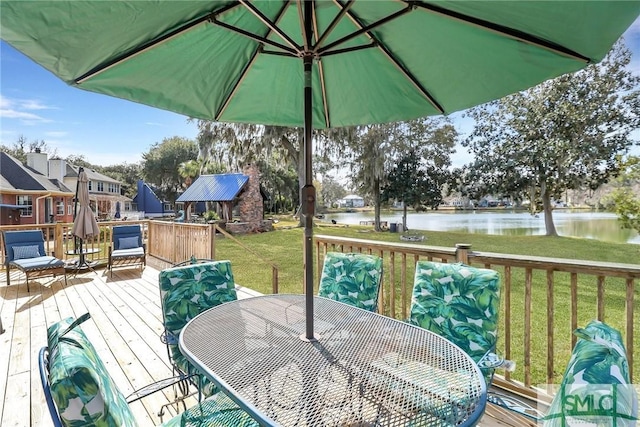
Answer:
409 261 505 387
39 313 258 427
159 260 239 403
108 225 146 277
318 252 383 312
2 230 67 291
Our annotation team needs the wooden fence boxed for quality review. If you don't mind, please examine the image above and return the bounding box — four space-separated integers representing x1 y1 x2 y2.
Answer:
314 234 640 400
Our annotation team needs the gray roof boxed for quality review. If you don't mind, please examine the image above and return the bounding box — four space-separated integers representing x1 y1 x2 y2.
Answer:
67 164 120 183
0 152 73 193
177 173 249 202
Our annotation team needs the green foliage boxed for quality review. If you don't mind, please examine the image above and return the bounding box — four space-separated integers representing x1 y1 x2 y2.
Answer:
203 210 219 221
605 156 640 233
100 163 142 199
141 136 198 203
461 41 640 236
1 135 56 163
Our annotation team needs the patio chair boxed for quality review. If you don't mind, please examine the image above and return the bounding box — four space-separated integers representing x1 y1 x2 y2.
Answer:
39 313 258 427
158 259 238 404
318 252 383 312
409 261 505 386
489 320 638 425
108 225 146 277
2 229 67 291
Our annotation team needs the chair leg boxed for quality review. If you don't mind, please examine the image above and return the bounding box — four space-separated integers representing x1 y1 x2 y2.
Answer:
6 267 9 287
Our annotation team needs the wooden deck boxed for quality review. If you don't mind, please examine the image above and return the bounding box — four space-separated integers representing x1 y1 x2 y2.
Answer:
0 258 534 427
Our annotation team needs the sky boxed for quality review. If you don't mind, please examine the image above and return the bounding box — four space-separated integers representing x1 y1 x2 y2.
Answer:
1 16 639 169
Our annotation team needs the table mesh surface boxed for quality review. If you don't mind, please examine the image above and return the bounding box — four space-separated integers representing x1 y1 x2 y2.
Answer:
180 295 485 427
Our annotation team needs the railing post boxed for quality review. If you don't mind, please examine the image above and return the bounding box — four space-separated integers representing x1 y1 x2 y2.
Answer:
54 222 64 259
272 266 278 294
210 223 216 260
455 243 472 264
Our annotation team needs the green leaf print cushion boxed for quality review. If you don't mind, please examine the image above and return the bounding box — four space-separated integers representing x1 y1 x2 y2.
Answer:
318 252 383 312
543 320 638 427
409 261 500 384
159 260 238 397
47 314 139 427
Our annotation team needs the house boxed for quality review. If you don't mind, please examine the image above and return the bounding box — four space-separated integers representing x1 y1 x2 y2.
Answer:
132 180 174 218
0 150 133 224
0 151 74 225
338 194 365 208
63 165 133 220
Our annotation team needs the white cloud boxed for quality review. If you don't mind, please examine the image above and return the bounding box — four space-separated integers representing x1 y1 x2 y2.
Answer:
0 95 56 124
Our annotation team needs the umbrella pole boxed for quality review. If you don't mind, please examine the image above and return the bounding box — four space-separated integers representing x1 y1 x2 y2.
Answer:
73 169 81 254
302 2 316 342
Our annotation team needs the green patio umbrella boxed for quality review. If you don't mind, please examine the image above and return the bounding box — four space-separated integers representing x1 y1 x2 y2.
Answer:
2 1 638 340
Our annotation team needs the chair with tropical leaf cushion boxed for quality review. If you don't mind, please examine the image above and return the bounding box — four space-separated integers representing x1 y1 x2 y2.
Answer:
409 261 501 386
159 260 238 401
542 320 637 427
39 313 258 427
318 252 383 312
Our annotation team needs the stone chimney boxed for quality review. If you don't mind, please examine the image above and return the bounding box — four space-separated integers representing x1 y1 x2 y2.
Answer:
237 164 263 224
26 149 48 176
48 159 67 182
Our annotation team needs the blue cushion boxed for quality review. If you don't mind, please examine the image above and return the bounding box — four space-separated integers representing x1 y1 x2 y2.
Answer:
118 236 139 250
13 245 41 260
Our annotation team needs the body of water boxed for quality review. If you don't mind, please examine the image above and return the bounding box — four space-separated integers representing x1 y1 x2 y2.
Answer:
324 210 640 245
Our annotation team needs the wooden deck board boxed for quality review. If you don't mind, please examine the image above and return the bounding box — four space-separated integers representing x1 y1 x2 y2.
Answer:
0 259 528 427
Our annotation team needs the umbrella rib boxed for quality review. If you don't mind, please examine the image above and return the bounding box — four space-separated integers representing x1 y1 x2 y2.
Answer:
313 0 355 53
75 4 242 84
333 6 445 114
215 2 292 120
215 45 264 121
412 1 590 63
316 3 411 56
211 19 298 57
311 2 331 128
239 0 302 55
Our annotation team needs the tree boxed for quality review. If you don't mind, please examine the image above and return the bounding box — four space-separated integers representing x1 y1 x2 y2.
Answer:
1 135 56 163
101 162 142 199
178 159 201 188
348 124 392 231
320 176 347 208
607 156 640 233
382 150 451 231
462 41 640 236
141 136 198 203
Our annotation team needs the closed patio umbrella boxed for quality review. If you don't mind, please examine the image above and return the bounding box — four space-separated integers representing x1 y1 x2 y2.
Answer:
2 1 638 339
71 167 100 266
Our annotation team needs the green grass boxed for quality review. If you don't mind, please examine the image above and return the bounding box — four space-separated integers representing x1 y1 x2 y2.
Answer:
214 224 640 386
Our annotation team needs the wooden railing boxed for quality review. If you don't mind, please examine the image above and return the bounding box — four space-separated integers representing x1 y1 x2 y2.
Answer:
314 234 640 399
3 224 636 399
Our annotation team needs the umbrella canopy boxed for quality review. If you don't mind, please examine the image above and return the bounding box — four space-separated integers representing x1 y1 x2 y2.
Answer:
72 168 100 241
2 1 638 339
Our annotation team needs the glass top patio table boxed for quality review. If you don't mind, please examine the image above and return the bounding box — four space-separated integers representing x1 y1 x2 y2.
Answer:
179 294 487 427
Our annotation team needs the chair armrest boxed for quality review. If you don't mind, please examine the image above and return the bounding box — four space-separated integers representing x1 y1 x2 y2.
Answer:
125 374 194 404
478 352 516 372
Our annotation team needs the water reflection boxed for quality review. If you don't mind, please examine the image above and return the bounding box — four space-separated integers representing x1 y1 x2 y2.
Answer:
324 210 639 245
